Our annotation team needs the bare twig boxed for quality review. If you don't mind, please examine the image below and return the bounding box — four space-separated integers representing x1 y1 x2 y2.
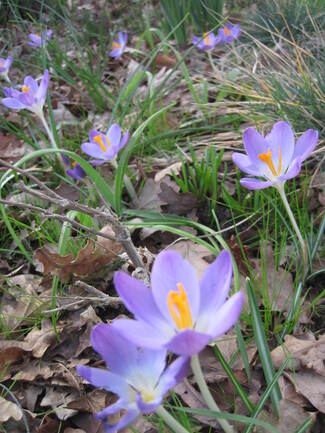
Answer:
74 280 122 307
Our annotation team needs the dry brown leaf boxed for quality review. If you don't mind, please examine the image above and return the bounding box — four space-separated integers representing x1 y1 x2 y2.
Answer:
0 396 22 422
41 387 79 420
270 399 314 433
159 182 199 215
64 429 86 433
154 53 177 68
271 333 325 376
34 225 122 281
166 240 212 278
0 131 24 161
286 371 325 413
154 161 182 183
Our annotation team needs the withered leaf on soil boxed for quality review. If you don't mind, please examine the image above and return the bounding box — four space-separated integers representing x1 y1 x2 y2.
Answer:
0 396 22 422
159 181 199 215
0 131 24 161
34 225 122 281
271 333 325 376
285 370 325 413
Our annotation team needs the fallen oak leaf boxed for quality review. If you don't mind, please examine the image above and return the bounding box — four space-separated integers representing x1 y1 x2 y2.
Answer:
34 225 122 281
0 396 22 422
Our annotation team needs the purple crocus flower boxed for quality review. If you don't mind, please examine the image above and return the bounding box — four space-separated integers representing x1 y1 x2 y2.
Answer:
232 121 319 190
2 69 49 116
77 324 189 433
218 23 240 43
28 29 53 48
192 31 220 51
81 123 130 165
112 249 243 356
62 155 86 180
0 55 13 81
109 32 128 59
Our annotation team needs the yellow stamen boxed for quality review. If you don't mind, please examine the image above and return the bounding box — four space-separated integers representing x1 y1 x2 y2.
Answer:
72 161 77 168
94 134 106 152
141 390 155 403
167 282 193 330
112 41 121 50
22 85 29 93
203 32 210 45
224 26 232 36
258 148 278 176
0 60 3 67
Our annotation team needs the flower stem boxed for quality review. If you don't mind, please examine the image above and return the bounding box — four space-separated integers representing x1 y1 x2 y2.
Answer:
39 112 58 150
276 184 308 269
191 355 235 433
207 51 218 75
110 158 139 206
155 406 190 433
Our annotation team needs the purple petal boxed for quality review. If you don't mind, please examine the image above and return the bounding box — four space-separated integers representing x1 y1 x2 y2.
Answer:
118 130 130 151
106 123 121 147
28 34 41 47
192 35 201 45
265 121 294 173
73 164 86 179
112 319 172 350
76 365 129 397
110 48 122 59
159 356 190 394
18 92 34 107
90 159 106 166
136 392 162 414
66 168 80 180
98 406 139 433
151 250 200 326
165 329 212 356
91 323 138 376
46 29 53 39
37 69 49 102
232 24 241 38
243 127 269 171
81 141 106 159
207 292 243 337
114 271 167 327
281 157 302 181
62 154 70 167
198 250 233 322
95 399 126 419
3 87 19 98
232 152 259 175
24 76 38 94
89 129 102 142
134 348 167 384
240 178 274 190
293 129 318 162
1 97 25 109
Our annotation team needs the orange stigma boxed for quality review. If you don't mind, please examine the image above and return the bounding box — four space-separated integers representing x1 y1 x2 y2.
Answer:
72 161 77 168
167 283 193 329
94 134 107 152
258 147 282 177
0 60 3 67
112 41 121 50
224 26 232 36
22 85 29 93
203 32 210 45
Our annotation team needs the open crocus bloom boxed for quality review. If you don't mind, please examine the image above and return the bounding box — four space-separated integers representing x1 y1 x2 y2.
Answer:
81 123 130 165
62 155 86 180
77 325 189 433
192 31 220 51
0 55 13 81
218 23 240 43
109 32 128 59
2 69 49 116
28 30 53 48
232 121 319 190
113 249 243 356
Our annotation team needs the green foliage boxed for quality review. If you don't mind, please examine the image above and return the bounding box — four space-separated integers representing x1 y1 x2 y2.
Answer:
172 145 224 213
159 0 224 44
248 0 325 45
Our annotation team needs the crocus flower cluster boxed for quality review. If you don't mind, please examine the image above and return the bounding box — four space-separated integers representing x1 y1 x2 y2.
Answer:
77 325 189 432
2 69 49 116
193 23 240 50
28 29 53 48
62 155 86 180
81 123 130 165
110 32 128 59
232 121 319 190
77 249 243 431
0 55 13 82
